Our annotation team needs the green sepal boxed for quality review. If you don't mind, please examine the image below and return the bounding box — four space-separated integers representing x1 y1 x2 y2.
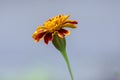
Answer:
52 34 66 52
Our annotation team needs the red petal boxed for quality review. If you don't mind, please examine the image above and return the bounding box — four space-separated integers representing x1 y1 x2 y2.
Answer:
44 33 53 44
33 32 46 42
58 29 70 38
69 21 78 24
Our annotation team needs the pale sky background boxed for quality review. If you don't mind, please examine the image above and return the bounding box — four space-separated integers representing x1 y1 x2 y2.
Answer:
0 0 120 80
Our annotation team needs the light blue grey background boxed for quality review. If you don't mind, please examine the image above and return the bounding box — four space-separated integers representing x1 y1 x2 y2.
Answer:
0 0 120 80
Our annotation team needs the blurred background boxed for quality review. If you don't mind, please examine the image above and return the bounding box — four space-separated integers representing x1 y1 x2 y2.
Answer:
0 0 120 80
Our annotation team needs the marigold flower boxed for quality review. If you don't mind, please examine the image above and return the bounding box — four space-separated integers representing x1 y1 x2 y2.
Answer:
32 14 78 44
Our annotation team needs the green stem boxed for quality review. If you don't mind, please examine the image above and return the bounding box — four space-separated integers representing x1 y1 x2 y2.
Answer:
61 50 74 80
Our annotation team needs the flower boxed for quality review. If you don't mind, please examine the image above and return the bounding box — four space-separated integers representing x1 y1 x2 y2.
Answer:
32 14 78 44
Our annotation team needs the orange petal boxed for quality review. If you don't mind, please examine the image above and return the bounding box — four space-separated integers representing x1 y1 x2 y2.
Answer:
44 33 53 44
58 29 70 38
32 31 46 42
62 20 78 28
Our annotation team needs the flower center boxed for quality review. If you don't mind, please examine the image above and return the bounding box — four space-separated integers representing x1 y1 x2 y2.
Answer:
43 17 62 33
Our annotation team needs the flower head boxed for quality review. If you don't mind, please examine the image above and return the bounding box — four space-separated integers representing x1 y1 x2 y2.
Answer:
32 14 78 44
